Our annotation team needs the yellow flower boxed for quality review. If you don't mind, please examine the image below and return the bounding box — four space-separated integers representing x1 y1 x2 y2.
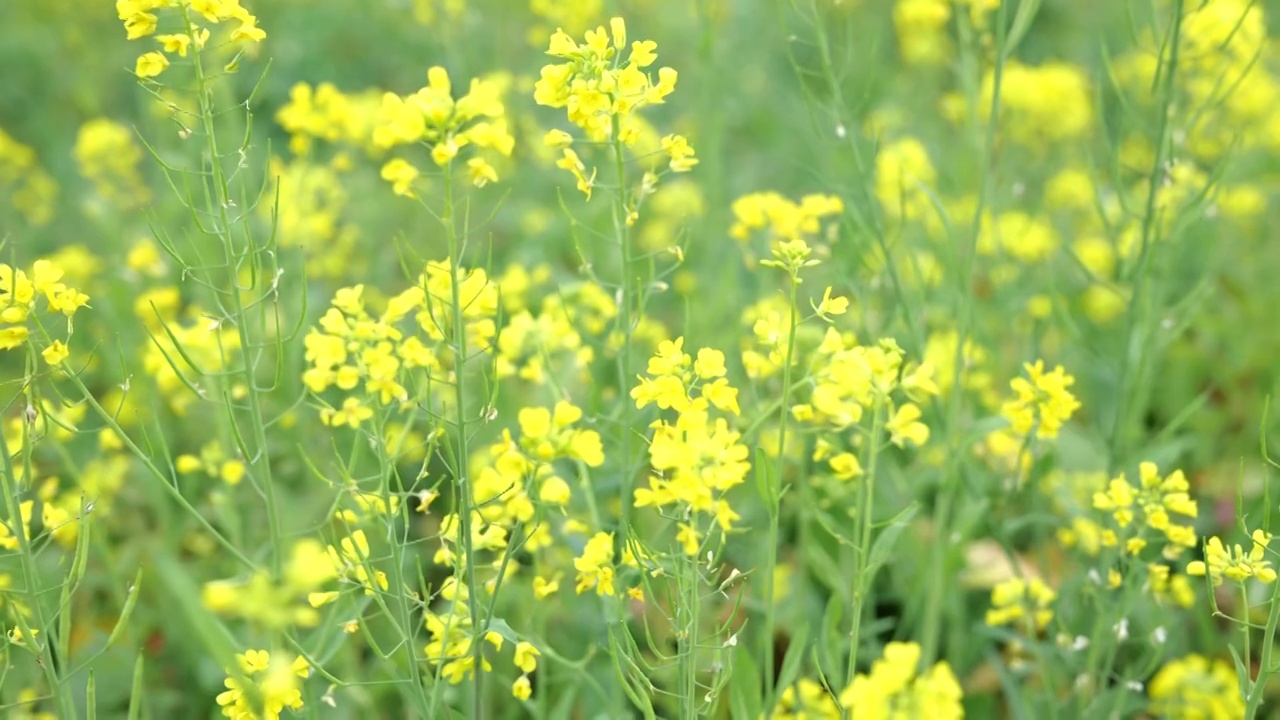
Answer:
380 158 420 198
886 403 929 448
41 340 68 367
135 52 169 79
838 642 963 719
155 34 191 56
985 577 1056 632
1000 360 1081 439
514 641 540 673
814 286 849 319
1149 654 1244 719
573 532 616 596
512 675 532 701
1187 528 1278 586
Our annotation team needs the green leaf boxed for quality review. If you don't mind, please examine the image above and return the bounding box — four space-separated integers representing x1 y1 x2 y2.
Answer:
866 502 920 575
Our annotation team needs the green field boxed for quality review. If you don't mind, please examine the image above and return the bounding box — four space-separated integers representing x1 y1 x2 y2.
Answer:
2 0 1280 717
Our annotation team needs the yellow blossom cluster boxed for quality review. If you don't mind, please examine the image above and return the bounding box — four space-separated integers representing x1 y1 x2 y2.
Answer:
469 401 605 535
534 18 677 141
118 0 266 80
1148 654 1246 719
202 539 339 629
874 137 937 222
999 360 1081 440
303 262 498 427
730 191 844 267
1187 528 1279 586
276 82 382 156
423 602 541 702
0 126 58 226
495 293 596 384
263 158 363 279
215 649 310 720
839 642 964 719
793 334 938 457
0 260 89 364
977 61 1094 148
176 440 247 486
73 118 150 212
1091 462 1198 558
984 577 1056 632
631 339 748 553
535 18 694 199
373 67 514 193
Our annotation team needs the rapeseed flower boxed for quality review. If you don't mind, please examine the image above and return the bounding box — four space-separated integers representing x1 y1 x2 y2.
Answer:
215 650 309 720
1148 654 1244 719
985 577 1056 632
1000 360 1080 439
1186 528 1278 586
838 642 963 719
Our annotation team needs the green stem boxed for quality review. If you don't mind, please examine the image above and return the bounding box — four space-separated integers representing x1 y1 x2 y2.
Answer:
1109 0 1183 470
183 7 285 575
373 414 430 716
610 114 635 548
681 543 701 719
763 277 800 708
1247 575 1280 716
440 164 486 719
844 399 884 697
921 0 1010 666
0 391 72 718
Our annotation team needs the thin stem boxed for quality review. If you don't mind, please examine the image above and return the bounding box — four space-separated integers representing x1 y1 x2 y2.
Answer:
921 0 1011 665
610 114 635 547
844 399 884 699
1109 0 1183 470
183 7 285 575
763 276 800 708
681 544 701 719
442 164 485 719
0 391 72 718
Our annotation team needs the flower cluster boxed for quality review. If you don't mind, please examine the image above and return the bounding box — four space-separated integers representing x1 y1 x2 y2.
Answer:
1147 653 1245 719
631 339 748 553
535 18 694 198
118 0 266 80
1187 527 1279 586
730 191 844 267
202 540 338 629
373 67 514 193
793 335 938 456
215 649 309 720
142 311 241 415
0 125 58 226
984 577 1056 633
276 82 382 156
535 18 677 140
469 401 605 532
176 440 247 486
873 137 937 222
839 642 964 719
0 260 89 363
1091 462 1198 558
73 118 149 212
303 262 498 426
999 360 1081 439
